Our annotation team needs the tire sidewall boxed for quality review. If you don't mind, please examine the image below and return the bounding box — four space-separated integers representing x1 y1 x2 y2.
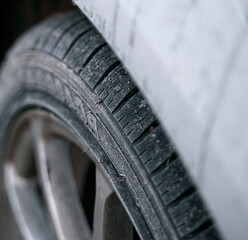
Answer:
0 50 173 239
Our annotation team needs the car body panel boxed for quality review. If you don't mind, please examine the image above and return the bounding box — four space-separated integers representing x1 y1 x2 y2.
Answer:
74 0 248 239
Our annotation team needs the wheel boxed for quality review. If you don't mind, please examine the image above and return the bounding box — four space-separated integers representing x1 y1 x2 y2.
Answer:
0 11 220 240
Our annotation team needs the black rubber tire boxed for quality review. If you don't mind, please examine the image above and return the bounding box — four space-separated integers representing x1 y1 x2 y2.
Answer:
0 11 220 240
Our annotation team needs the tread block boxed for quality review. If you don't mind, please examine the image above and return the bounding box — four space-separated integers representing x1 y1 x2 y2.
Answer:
152 158 192 205
114 93 157 142
43 13 85 54
80 46 118 89
95 65 137 112
65 30 106 72
125 111 156 143
53 19 91 59
168 192 210 237
192 226 221 240
36 12 77 50
134 126 174 173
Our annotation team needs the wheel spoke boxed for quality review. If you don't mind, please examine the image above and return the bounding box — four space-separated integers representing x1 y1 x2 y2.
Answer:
93 169 133 240
6 120 35 178
31 119 91 240
4 119 52 240
4 164 55 240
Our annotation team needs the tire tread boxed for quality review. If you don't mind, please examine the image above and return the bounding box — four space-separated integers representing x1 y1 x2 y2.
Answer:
7 12 221 240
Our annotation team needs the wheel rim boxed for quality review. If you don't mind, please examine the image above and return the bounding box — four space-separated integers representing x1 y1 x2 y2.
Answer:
4 110 136 240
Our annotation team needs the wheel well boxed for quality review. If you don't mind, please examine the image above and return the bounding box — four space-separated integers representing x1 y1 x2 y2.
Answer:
0 0 74 61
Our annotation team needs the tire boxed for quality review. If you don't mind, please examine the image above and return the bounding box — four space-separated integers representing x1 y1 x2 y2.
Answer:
0 11 220 240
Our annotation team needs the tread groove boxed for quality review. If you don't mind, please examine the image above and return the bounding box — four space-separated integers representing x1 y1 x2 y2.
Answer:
133 120 159 145
150 152 178 176
92 61 121 90
40 12 80 50
82 43 107 68
112 87 139 114
62 28 93 60
167 186 196 208
51 17 87 56
183 220 213 239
